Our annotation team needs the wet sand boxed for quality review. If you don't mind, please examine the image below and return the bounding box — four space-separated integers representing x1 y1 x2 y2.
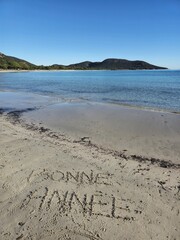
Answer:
24 102 180 164
0 92 180 240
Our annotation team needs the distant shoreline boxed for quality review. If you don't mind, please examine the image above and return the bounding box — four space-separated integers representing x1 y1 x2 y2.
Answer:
0 69 171 73
0 69 76 73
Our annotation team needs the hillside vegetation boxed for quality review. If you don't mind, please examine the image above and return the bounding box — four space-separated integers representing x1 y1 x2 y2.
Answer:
0 53 36 70
0 53 167 70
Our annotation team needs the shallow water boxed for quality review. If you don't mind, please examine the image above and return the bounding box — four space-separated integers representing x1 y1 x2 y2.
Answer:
0 70 180 111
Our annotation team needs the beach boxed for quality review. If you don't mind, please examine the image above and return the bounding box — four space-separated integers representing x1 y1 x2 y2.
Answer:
0 92 180 240
1 0 180 238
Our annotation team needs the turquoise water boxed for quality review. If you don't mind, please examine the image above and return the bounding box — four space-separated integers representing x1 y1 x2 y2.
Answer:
0 70 180 111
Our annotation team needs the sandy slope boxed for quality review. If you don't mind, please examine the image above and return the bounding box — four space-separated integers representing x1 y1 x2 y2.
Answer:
0 112 180 240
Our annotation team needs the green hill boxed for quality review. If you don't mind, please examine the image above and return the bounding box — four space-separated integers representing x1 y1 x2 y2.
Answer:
67 58 167 70
0 53 167 70
0 53 37 70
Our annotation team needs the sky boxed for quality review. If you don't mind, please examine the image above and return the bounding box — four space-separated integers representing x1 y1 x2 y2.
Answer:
0 0 180 69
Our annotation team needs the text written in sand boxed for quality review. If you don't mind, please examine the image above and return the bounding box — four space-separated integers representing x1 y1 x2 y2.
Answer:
20 187 135 221
28 169 113 186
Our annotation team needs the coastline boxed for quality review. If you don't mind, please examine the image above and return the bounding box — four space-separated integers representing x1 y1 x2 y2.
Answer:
22 101 180 163
0 91 180 162
0 89 180 115
1 70 180 114
0 69 173 73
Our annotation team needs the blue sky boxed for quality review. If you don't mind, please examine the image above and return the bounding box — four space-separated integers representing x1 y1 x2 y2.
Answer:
0 0 180 69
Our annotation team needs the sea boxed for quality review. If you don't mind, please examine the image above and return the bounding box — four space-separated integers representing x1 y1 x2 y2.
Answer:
0 70 180 112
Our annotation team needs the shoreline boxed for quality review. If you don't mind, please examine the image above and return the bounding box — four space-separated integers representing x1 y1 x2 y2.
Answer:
0 69 77 73
0 69 174 73
22 101 180 164
0 90 180 164
0 90 180 115
1 107 179 169
1 91 180 163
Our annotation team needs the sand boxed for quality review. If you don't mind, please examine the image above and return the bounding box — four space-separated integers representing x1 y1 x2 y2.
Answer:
23 102 180 164
0 98 180 240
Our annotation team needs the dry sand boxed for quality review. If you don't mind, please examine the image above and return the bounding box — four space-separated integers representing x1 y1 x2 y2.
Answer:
0 102 180 240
